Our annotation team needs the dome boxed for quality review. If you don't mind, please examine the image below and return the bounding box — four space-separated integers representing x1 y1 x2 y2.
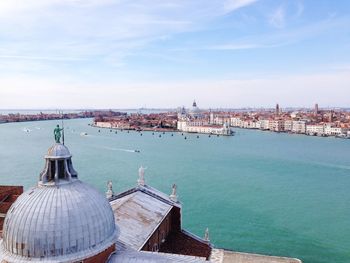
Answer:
189 100 202 117
46 143 71 159
0 144 119 262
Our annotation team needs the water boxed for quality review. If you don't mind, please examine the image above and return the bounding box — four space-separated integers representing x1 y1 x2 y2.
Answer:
0 118 349 263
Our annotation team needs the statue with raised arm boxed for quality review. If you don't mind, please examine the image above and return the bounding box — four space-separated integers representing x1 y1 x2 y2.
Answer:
54 125 63 143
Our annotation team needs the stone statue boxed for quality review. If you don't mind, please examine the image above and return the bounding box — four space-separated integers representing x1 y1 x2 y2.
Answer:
106 181 114 199
204 228 210 242
171 184 177 196
169 184 178 202
137 166 146 186
54 125 63 143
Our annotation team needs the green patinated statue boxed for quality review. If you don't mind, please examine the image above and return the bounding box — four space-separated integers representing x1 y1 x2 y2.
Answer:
54 125 64 143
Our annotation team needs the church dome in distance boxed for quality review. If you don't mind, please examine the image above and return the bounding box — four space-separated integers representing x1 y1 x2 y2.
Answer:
0 143 119 263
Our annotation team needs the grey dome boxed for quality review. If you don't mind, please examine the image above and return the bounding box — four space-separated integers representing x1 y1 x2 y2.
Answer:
46 143 71 159
0 144 119 262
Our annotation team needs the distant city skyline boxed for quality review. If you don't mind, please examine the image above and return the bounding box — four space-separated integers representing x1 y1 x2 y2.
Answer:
0 0 349 108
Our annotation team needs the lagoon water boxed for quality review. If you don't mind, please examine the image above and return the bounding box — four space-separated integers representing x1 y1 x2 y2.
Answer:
0 118 349 263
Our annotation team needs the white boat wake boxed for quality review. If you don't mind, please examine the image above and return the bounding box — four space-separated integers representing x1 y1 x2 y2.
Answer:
100 146 139 153
22 128 32 133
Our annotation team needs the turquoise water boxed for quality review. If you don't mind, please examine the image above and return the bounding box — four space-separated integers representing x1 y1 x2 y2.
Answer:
0 118 349 263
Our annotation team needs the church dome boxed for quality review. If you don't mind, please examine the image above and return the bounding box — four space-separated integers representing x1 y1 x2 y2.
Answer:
189 100 202 118
46 143 71 158
0 143 119 262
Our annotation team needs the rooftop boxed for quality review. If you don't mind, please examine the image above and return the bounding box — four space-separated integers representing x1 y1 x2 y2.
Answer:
210 249 302 263
110 188 173 250
108 241 207 263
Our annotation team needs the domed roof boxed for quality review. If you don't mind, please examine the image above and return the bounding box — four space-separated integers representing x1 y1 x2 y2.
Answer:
0 144 119 262
46 143 71 159
190 100 201 116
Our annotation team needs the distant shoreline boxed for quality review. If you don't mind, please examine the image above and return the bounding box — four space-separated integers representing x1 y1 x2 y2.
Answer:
0 116 90 125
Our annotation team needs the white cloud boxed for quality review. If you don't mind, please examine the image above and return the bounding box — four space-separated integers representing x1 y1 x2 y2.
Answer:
269 6 286 28
224 0 258 13
206 43 262 50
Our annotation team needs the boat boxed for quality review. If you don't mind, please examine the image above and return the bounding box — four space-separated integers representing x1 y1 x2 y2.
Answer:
80 132 88 136
335 134 347 139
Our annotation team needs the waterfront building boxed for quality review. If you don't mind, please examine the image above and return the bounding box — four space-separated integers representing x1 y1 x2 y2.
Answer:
178 102 233 135
182 106 350 138
284 120 293 131
230 117 243 127
269 120 285 132
210 114 231 126
254 120 261 129
292 121 307 134
94 121 131 130
177 120 232 135
306 124 325 135
324 125 348 136
259 119 270 130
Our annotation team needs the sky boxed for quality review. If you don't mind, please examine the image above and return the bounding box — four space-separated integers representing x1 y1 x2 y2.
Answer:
0 0 349 109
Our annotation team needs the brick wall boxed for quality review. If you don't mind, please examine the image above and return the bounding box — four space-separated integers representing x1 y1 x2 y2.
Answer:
82 244 115 263
142 206 181 252
0 185 24 235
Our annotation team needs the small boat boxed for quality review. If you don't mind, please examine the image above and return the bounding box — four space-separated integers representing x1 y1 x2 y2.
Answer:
134 150 140 153
80 132 88 136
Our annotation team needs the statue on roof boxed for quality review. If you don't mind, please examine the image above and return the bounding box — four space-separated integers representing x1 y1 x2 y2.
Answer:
106 181 114 199
54 125 64 143
169 184 178 202
204 228 210 242
138 166 146 186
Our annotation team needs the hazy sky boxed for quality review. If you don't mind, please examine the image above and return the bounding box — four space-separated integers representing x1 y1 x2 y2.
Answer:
0 0 349 109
